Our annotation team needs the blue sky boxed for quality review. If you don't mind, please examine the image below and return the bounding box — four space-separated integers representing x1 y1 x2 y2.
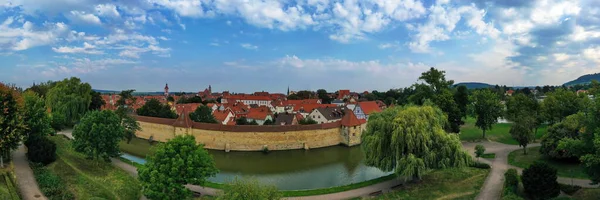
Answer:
1 0 599 93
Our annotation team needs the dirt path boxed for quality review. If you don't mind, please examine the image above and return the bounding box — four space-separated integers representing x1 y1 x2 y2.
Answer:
11 145 47 200
463 141 598 200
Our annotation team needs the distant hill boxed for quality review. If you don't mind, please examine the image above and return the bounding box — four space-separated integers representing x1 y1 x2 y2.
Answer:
454 82 493 89
93 89 119 94
564 73 600 86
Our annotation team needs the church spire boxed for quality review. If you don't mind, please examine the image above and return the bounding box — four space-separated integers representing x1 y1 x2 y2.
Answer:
287 86 290 96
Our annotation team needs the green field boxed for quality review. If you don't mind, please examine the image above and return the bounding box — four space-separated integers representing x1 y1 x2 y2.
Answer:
508 146 589 179
571 188 600 200
374 167 489 200
0 165 20 200
460 117 548 145
33 136 142 199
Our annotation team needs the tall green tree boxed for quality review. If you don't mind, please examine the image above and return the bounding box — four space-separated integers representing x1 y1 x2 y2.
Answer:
361 105 472 181
317 89 332 104
472 89 503 138
521 162 560 200
189 105 218 123
138 135 218 200
25 81 56 97
22 91 54 145
510 116 535 154
540 89 581 124
0 83 25 168
217 178 281 200
115 90 140 144
45 77 92 126
136 99 177 119
539 113 584 159
418 67 454 92
72 110 124 162
454 85 469 119
88 91 105 110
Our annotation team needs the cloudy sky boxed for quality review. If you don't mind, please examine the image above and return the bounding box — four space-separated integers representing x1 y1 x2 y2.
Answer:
1 0 599 93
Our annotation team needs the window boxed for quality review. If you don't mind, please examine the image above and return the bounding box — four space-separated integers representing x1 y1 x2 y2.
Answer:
353 126 356 129
318 115 321 119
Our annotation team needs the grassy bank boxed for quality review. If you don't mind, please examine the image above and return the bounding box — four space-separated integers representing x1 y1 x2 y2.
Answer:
281 174 397 197
508 146 589 179
0 163 20 200
460 117 547 145
572 188 600 200
33 136 141 199
375 167 490 200
119 137 156 158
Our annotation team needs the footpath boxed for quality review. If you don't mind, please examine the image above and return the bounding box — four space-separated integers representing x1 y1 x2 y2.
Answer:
11 145 47 200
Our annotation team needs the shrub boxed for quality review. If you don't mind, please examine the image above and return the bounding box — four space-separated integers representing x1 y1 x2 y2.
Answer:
558 183 581 195
503 169 519 196
502 193 525 200
32 164 74 199
50 113 66 131
26 137 57 165
470 162 491 169
522 162 560 200
475 144 486 159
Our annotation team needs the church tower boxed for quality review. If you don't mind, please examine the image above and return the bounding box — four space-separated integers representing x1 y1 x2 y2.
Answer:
164 83 169 96
209 85 212 93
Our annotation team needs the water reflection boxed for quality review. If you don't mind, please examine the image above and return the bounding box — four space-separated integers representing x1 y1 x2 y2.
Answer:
121 145 392 190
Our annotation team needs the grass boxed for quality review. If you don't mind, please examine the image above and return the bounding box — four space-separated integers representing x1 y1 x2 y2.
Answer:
280 174 397 197
482 153 496 159
507 146 589 179
374 167 490 200
571 188 600 200
33 136 142 200
460 117 548 145
0 163 20 200
119 137 157 158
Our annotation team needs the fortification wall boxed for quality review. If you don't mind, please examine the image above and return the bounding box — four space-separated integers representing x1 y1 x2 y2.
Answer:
134 115 345 151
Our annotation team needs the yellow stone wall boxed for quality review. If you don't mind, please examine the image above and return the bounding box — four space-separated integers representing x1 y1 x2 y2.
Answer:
135 121 344 151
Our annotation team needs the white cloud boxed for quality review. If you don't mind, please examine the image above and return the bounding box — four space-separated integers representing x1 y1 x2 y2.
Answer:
148 0 208 17
583 47 600 64
40 57 138 76
378 41 399 49
570 25 600 41
209 42 220 46
0 18 70 51
95 4 120 18
553 53 570 62
67 11 102 25
117 45 171 58
240 43 258 50
52 42 103 54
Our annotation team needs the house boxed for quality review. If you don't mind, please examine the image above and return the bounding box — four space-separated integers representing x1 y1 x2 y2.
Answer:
332 99 345 107
337 89 350 99
340 110 367 146
221 94 272 107
205 103 219 112
308 107 345 124
273 113 298 125
505 89 514 96
354 101 382 120
174 103 202 116
294 103 337 118
245 106 273 125
212 110 234 125
375 100 387 110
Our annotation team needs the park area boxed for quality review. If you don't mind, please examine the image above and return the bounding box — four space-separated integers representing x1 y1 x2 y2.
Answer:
32 136 141 200
459 117 548 145
508 146 589 179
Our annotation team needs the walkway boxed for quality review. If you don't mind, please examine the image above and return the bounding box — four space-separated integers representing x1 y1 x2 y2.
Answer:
463 141 598 200
11 145 47 200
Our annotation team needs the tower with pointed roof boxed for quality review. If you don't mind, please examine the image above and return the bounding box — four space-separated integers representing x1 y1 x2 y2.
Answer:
209 85 212 94
164 83 169 96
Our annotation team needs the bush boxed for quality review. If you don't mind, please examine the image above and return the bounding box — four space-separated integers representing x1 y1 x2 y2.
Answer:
522 162 560 200
558 183 581 195
502 193 525 200
470 162 491 169
32 164 74 199
503 169 519 196
50 113 66 131
26 137 57 165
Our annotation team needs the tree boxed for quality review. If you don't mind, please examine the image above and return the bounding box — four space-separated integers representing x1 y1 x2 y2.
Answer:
45 77 92 126
26 137 56 165
418 67 454 92
540 89 581 124
217 178 281 200
317 89 332 104
361 105 472 181
115 90 141 144
189 105 218 123
188 96 203 103
88 91 105 110
475 145 486 161
136 99 178 119
167 96 174 102
510 116 535 154
287 94 300 100
384 97 395 106
0 83 25 168
263 119 275 125
295 90 313 100
539 113 584 159
72 110 124 162
454 85 469 119
50 112 66 131
22 91 54 145
138 135 218 200
472 89 503 138
25 81 56 97
298 117 318 125
521 162 560 200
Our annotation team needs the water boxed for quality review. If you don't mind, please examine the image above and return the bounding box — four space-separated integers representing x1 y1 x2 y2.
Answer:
121 145 392 190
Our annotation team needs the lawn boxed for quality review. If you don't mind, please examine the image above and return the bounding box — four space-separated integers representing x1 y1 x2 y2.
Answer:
460 117 547 145
571 188 600 200
374 167 490 200
0 164 20 200
507 146 589 179
33 136 142 200
481 153 496 159
119 137 157 158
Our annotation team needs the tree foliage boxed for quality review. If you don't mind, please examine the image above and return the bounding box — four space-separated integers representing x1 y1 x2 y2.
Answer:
115 90 141 144
189 105 218 123
26 136 56 165
263 118 275 125
510 116 535 154
361 105 472 181
88 91 105 110
25 81 56 97
472 89 503 138
317 89 332 104
72 110 124 162
0 83 25 167
22 91 55 145
505 93 539 122
521 162 560 200
540 113 584 160
217 178 281 200
138 135 218 200
136 99 177 119
298 117 317 125
540 89 582 124
236 117 259 125
45 77 92 126
177 96 203 104
454 85 469 119
475 145 486 160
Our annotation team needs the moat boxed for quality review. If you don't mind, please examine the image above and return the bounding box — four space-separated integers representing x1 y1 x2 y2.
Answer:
121 144 392 190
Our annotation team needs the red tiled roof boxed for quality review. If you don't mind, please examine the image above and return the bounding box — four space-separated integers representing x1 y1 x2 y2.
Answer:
246 107 272 120
358 101 382 115
341 109 366 126
254 92 269 96
295 113 304 121
337 89 350 99
225 95 272 101
175 103 202 115
285 99 321 105
212 110 232 122
293 103 337 113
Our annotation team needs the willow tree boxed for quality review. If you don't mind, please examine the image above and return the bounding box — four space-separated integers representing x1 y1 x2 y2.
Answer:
46 77 92 126
361 105 472 181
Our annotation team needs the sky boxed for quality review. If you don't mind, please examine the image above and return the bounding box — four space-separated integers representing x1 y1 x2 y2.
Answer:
1 0 599 93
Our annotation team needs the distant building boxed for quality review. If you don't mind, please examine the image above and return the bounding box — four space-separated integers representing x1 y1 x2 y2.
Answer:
221 94 272 107
273 113 298 125
308 107 345 124
164 83 169 96
245 106 273 125
332 99 345 107
505 89 514 96
354 101 382 120
213 110 235 125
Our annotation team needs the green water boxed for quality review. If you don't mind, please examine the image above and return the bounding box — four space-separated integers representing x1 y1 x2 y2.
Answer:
121 141 392 190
